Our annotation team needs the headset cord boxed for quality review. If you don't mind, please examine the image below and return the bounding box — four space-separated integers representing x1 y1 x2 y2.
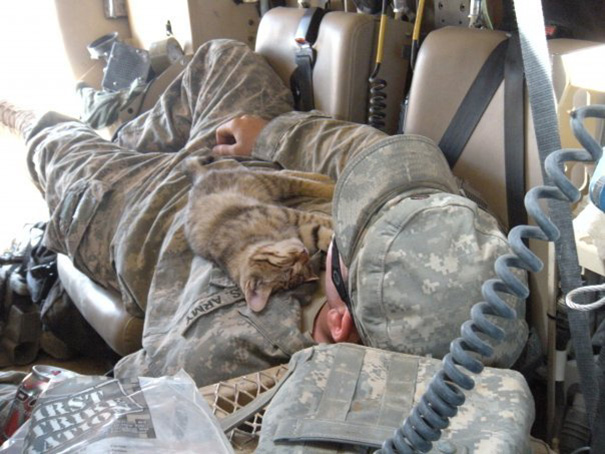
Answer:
367 0 388 130
376 105 604 454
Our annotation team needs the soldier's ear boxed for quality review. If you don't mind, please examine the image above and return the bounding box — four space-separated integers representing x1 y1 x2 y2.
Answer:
327 306 354 343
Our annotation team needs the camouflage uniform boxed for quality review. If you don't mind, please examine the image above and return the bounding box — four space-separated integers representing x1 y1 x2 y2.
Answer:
25 38 526 386
26 40 332 386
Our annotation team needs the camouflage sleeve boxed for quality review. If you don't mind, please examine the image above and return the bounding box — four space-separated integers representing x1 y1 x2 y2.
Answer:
114 39 293 155
251 111 388 180
25 111 81 193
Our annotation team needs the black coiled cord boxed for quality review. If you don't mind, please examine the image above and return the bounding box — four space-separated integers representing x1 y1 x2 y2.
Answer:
377 105 605 454
367 0 388 131
368 65 388 130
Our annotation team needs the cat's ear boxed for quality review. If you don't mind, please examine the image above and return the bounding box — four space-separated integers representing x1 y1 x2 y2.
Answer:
244 280 272 312
181 157 209 184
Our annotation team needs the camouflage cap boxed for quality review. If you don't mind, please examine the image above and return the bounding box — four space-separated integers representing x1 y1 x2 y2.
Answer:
332 135 458 266
332 135 527 366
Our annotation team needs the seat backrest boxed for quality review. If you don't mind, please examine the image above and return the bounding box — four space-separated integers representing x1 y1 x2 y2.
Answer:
405 28 511 225
404 26 602 351
255 7 412 134
405 27 603 226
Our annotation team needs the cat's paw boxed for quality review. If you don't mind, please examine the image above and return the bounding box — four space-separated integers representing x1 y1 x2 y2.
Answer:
317 226 334 253
299 223 333 254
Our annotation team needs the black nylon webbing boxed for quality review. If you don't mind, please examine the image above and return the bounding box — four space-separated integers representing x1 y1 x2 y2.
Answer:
438 38 509 168
504 34 527 229
439 36 527 230
291 55 315 111
593 347 605 452
290 7 325 112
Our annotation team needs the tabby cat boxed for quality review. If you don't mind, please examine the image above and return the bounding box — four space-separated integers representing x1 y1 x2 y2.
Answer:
183 158 334 312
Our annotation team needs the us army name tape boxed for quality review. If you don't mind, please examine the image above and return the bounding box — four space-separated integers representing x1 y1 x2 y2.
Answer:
182 287 244 334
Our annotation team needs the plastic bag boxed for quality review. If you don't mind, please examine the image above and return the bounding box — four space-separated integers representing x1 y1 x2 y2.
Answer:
0 370 233 454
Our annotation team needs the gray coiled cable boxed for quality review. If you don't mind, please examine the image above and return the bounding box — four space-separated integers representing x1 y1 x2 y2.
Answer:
377 104 604 453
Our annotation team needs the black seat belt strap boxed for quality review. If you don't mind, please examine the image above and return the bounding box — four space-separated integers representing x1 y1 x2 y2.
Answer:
438 38 509 168
290 7 326 112
439 35 527 229
504 34 527 228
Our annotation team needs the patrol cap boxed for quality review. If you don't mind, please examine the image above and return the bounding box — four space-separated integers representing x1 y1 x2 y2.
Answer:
332 135 458 266
332 135 527 366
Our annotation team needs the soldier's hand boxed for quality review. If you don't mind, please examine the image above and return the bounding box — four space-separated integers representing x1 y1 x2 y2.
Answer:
213 115 269 157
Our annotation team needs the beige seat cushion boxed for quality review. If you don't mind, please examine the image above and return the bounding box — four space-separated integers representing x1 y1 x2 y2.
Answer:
57 254 143 356
256 7 412 134
405 27 510 225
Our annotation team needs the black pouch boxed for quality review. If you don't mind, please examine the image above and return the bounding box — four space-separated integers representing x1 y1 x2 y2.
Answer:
24 223 57 304
0 222 54 366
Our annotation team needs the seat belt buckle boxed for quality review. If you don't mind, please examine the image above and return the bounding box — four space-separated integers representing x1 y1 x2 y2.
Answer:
293 7 325 68
290 7 326 112
294 42 315 68
294 7 326 46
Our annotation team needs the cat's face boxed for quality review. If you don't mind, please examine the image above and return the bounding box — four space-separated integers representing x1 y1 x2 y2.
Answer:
241 238 318 312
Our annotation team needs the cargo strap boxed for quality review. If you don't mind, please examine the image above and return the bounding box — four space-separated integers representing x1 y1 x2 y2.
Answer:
512 0 601 450
290 7 326 111
439 34 527 229
595 345 605 450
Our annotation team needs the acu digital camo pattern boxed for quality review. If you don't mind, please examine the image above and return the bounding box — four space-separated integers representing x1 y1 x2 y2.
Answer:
351 190 528 367
331 135 459 266
330 136 527 367
24 36 527 386
252 114 529 368
25 40 331 387
257 343 535 453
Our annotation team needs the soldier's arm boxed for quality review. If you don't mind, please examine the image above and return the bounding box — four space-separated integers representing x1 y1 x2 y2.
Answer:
251 111 388 180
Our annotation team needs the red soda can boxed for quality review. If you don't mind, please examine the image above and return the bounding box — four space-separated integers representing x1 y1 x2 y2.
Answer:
1 365 75 442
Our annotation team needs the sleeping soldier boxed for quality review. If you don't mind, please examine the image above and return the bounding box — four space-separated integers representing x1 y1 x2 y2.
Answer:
0 39 528 387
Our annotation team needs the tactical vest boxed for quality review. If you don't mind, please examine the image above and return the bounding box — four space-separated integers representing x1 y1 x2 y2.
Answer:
235 343 535 453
